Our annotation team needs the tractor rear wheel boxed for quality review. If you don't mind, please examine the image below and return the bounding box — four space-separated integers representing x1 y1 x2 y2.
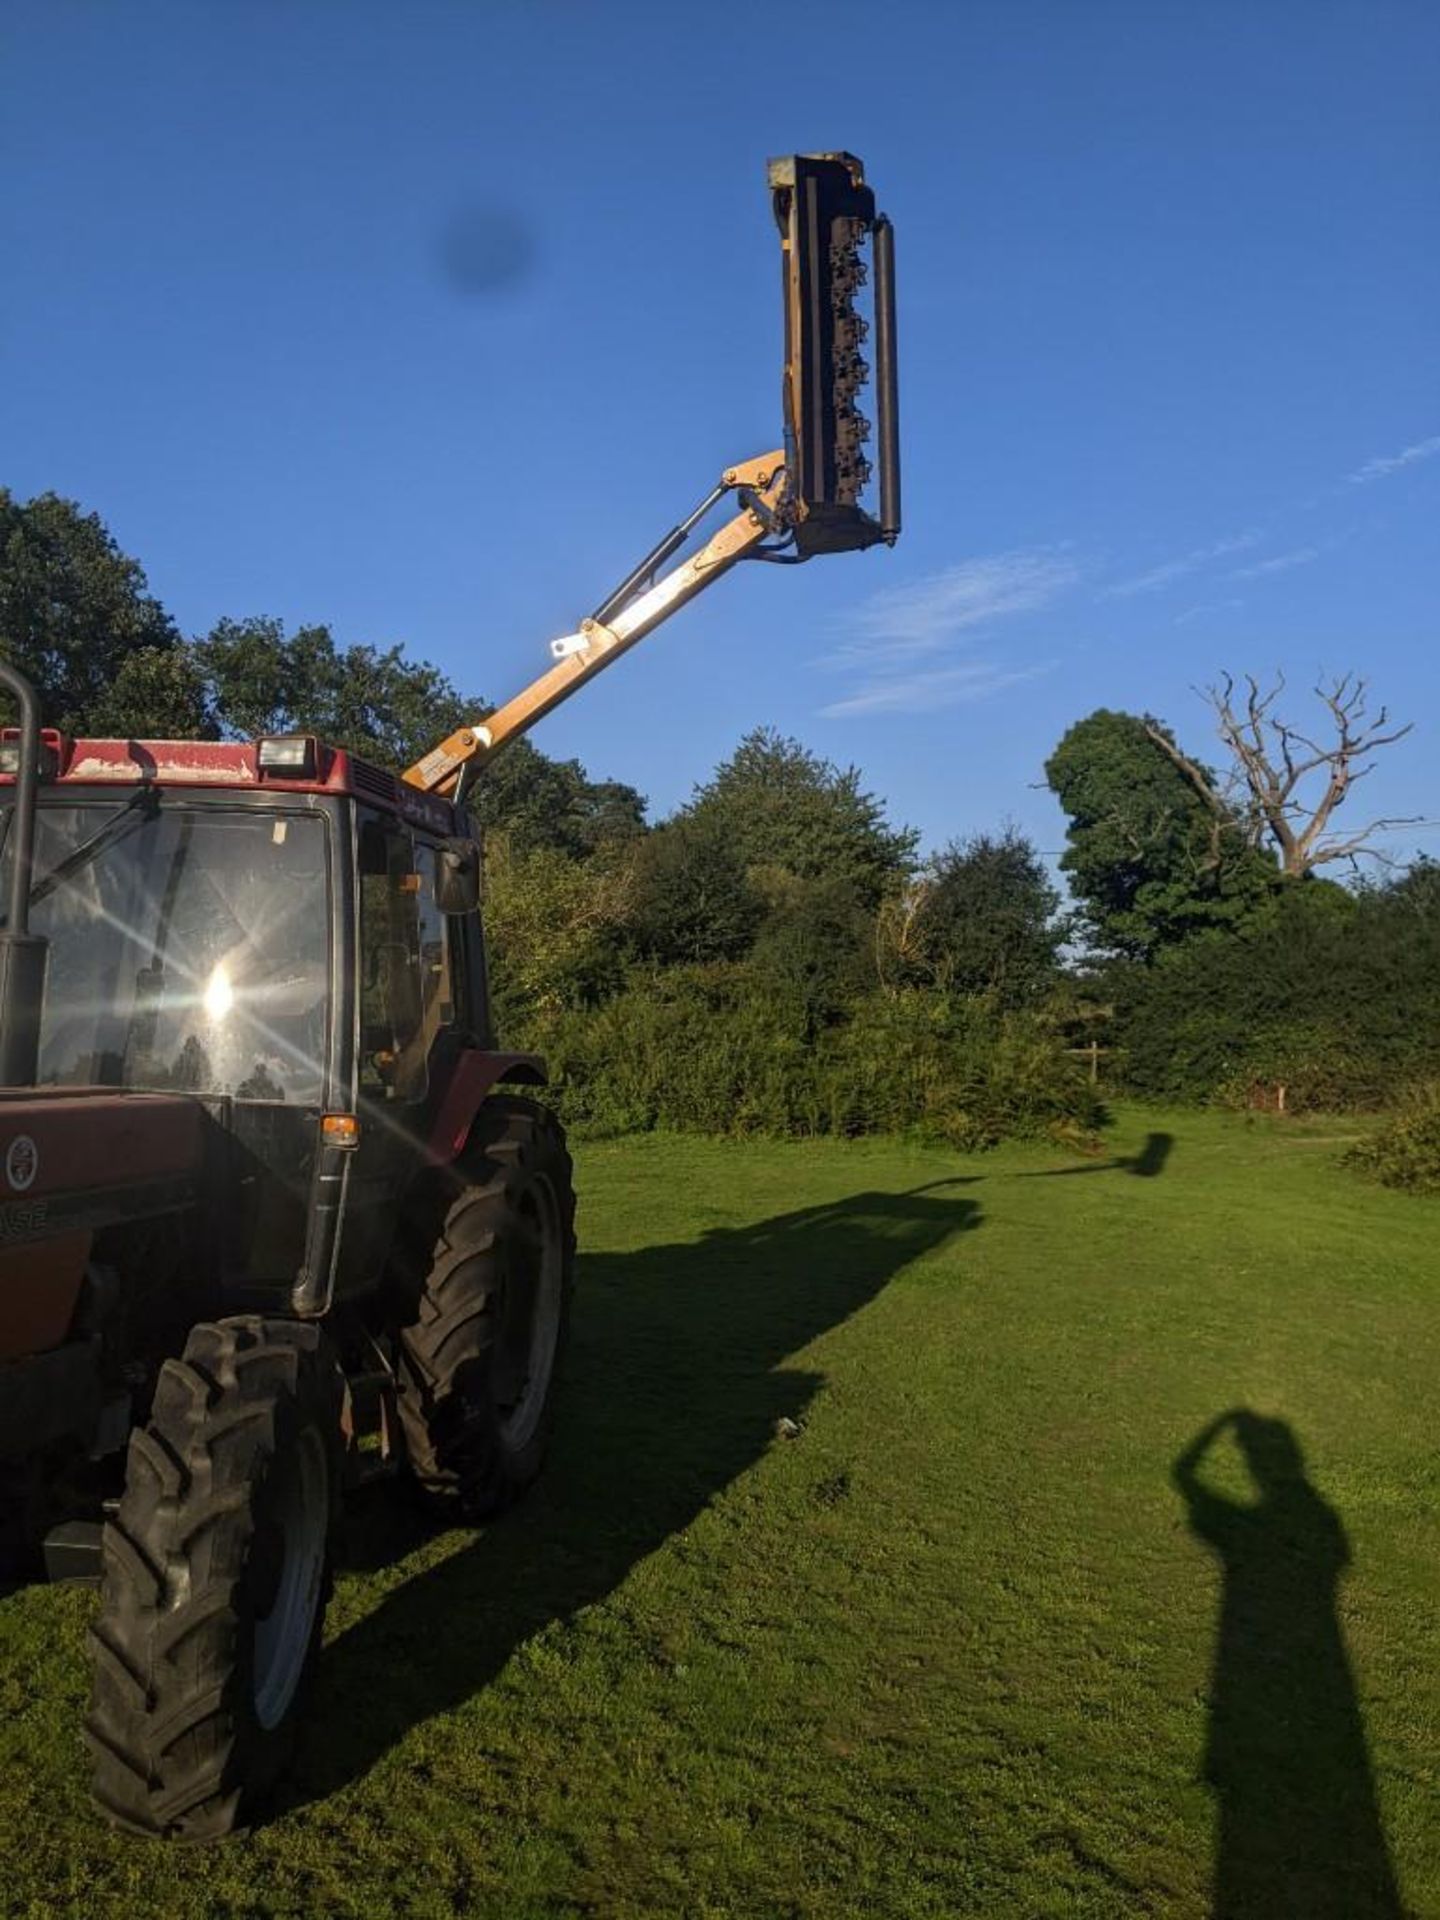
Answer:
85 1316 342 1839
394 1096 575 1517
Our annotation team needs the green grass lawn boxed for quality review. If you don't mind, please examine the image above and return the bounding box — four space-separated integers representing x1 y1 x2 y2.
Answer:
1 1107 1436 1918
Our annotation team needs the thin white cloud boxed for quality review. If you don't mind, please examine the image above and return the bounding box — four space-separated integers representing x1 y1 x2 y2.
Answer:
838 549 1080 664
1100 557 1195 598
1173 598 1245 627
1226 545 1319 581
1100 529 1262 600
820 660 1052 719
1348 434 1440 485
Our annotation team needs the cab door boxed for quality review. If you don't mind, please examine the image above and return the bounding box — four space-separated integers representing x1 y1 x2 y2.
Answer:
332 811 457 1297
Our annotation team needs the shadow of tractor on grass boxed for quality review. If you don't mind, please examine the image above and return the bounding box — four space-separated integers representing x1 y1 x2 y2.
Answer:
1017 1130 1175 1180
290 1179 980 1812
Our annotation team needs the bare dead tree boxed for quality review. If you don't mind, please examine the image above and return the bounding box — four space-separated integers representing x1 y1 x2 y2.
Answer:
1145 673 1418 878
874 877 936 993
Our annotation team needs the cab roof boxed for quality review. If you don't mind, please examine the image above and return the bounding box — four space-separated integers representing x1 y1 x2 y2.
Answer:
0 732 461 837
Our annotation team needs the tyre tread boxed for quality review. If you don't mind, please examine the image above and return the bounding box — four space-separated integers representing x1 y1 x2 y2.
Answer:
395 1097 575 1514
85 1315 340 1839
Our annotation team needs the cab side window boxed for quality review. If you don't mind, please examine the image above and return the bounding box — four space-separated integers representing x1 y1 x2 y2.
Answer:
357 818 423 1101
411 839 456 1064
357 819 456 1103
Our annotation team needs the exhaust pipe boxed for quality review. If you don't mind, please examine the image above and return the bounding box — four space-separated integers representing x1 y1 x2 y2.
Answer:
0 660 49 1086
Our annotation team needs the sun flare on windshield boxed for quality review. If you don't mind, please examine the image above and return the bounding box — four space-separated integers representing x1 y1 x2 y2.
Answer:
203 963 236 1021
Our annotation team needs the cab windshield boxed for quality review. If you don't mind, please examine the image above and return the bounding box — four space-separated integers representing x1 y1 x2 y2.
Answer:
2 800 331 1103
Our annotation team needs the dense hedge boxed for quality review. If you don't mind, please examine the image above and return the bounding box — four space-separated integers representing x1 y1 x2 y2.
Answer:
1113 870 1440 1111
526 972 1104 1150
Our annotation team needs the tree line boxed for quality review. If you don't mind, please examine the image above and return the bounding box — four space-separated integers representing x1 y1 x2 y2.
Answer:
3 486 1433 1144
1045 697 1437 1112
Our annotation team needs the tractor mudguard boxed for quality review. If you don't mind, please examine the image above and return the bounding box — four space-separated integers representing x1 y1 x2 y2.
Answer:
424 1049 548 1165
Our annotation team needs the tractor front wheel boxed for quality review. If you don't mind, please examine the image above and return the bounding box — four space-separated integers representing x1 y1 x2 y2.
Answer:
85 1316 342 1839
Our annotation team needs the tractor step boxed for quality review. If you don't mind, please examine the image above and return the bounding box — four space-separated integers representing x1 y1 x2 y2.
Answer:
349 1451 400 1490
345 1363 398 1479
346 1366 394 1411
42 1519 104 1586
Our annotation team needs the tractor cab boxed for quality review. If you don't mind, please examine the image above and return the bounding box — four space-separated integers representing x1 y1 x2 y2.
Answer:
15 758 334 1105
0 728 494 1312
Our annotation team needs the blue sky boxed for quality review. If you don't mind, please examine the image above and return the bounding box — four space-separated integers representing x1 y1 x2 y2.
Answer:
4 1 1437 871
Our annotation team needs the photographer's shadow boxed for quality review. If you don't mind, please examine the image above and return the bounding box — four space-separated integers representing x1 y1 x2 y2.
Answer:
291 1179 980 1810
1173 1411 1403 1919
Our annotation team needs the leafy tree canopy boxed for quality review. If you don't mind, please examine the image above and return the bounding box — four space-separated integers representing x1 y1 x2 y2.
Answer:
468 738 645 861
0 489 181 733
680 727 917 910
746 871 873 1039
90 646 215 740
915 828 1065 1006
1355 854 1440 919
195 617 477 771
628 815 763 967
1045 708 1276 960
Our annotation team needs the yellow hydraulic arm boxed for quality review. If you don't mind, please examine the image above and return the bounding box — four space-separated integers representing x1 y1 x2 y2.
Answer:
402 151 899 801
404 452 788 798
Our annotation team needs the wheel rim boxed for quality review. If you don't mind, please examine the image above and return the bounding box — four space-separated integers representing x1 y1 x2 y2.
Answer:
252 1423 328 1731
495 1172 563 1454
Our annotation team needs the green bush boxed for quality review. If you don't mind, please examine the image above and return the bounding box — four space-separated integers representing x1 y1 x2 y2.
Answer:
1344 1086 1440 1194
1209 1023 1381 1114
526 972 1103 1148
1115 873 1440 1110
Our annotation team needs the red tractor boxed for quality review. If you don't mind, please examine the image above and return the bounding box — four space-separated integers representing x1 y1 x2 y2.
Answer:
0 152 898 1837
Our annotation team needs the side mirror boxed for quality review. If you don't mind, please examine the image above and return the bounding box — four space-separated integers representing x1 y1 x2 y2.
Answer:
435 837 481 915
